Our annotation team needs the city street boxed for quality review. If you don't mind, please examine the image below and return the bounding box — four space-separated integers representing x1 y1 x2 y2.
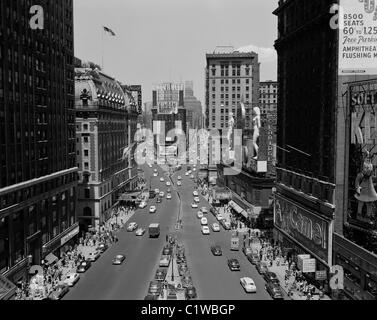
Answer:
64 163 273 300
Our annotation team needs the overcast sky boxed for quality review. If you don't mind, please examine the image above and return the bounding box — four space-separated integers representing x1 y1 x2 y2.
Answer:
74 0 278 106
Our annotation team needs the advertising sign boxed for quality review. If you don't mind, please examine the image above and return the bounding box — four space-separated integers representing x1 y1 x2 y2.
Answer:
315 270 328 281
153 83 184 115
339 0 377 75
348 80 377 225
299 258 316 273
61 225 80 246
274 194 330 263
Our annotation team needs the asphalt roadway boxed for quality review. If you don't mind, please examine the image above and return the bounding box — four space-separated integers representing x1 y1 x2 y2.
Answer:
64 163 272 300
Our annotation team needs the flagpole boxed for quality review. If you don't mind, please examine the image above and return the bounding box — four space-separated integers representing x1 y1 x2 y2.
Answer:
101 26 104 70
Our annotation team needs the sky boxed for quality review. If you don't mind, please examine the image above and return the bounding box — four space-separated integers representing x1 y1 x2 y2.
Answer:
74 0 278 107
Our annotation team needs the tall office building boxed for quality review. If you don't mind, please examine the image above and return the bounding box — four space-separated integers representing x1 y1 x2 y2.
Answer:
184 81 202 131
0 0 77 289
259 81 277 115
205 51 260 131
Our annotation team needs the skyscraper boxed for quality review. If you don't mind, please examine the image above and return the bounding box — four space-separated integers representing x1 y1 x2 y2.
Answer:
0 0 77 285
184 81 203 131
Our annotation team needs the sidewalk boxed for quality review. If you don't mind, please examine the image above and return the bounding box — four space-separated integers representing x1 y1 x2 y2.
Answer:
267 261 331 300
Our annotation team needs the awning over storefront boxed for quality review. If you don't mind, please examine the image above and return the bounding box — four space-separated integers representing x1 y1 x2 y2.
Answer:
44 252 58 266
229 200 248 218
0 275 16 300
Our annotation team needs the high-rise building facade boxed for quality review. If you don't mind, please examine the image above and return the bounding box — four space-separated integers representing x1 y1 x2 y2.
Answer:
205 51 260 131
75 67 136 231
184 81 203 131
0 0 77 286
259 81 277 115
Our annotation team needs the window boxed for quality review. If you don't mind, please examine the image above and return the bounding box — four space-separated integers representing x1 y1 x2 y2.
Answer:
84 162 89 170
83 124 88 130
84 137 89 143
84 150 89 157
84 189 90 199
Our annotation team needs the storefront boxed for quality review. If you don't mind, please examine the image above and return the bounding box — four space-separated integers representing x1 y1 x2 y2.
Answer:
42 223 80 260
274 193 333 291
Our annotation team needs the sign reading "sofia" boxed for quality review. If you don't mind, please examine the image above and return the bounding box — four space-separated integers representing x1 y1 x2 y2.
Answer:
274 195 329 262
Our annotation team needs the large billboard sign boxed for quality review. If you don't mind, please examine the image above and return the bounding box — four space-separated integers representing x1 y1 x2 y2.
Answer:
339 0 377 75
153 83 184 115
348 80 377 225
274 194 330 263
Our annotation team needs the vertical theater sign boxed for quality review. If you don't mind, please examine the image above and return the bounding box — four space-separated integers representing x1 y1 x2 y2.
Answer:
348 80 377 227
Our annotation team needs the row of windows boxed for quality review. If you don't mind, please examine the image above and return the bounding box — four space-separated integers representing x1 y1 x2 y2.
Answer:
212 79 251 85
211 93 247 100
212 86 250 92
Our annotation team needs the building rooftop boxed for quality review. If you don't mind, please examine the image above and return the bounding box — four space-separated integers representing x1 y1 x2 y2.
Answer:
206 51 258 60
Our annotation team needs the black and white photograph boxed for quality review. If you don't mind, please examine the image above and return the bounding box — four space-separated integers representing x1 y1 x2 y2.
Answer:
0 0 376 313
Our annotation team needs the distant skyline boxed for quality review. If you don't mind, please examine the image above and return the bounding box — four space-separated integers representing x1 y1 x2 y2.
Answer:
74 0 277 107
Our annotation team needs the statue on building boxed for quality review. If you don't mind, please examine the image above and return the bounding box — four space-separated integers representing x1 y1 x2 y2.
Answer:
252 106 261 160
355 151 377 221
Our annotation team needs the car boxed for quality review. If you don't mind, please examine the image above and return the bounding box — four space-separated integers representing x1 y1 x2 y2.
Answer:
265 282 284 300
159 191 165 197
167 291 178 300
149 206 157 213
64 273 80 287
193 190 199 197
194 197 200 203
135 228 146 236
201 207 208 214
148 163 153 168
76 260 91 273
153 172 158 177
190 175 195 179
127 222 138 232
201 226 210 235
220 219 231 230
178 264 189 276
177 181 182 186
210 245 222 256
167 188 171 193
264 271 280 285
201 217 208 225
240 277 257 293
154 269 167 282
188 170 192 174
148 281 163 296
191 203 198 208
162 245 173 255
185 172 189 176
156 197 162 203
159 255 170 267
211 223 220 232
160 177 165 182
242 246 253 256
87 251 101 262
112 254 126 265
144 294 158 300
197 211 204 219
181 275 193 288
256 262 269 275
185 286 197 300
216 214 224 221
155 188 160 194
166 181 171 186
193 168 196 172
177 176 182 180
247 253 260 265
166 193 172 200
154 169 158 173
97 243 108 253
139 201 147 209
48 284 69 300
227 259 241 271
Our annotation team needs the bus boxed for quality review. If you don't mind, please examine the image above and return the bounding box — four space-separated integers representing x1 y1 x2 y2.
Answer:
149 223 160 238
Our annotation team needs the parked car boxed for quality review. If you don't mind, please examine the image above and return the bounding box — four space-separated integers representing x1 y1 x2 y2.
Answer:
88 251 101 262
247 253 260 265
211 223 220 232
264 271 280 285
160 177 165 182
97 243 108 253
159 255 170 267
242 246 253 256
194 197 200 203
216 214 224 221
139 201 147 209
159 191 165 198
76 260 91 273
177 181 182 186
185 286 197 300
201 207 208 214
191 203 198 208
156 197 162 203
154 188 160 194
112 254 126 265
227 259 241 271
167 291 178 300
48 284 69 300
201 217 208 226
256 261 269 274
144 294 158 300
185 172 189 176
166 181 171 186
135 228 146 236
193 190 199 197
177 176 182 180
240 277 257 293
210 245 222 256
166 193 172 200
149 206 157 213
265 282 284 300
148 281 163 296
220 219 231 230
201 226 210 235
181 275 193 288
197 211 204 219
154 269 167 282
64 273 80 287
127 222 138 232
162 245 173 256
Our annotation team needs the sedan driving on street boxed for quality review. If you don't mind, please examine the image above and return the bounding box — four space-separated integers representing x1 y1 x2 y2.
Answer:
240 277 257 293
193 190 199 196
210 245 222 256
194 197 200 203
135 228 146 236
201 217 208 225
191 202 198 208
153 172 158 177
256 262 269 275
127 222 138 232
197 211 204 219
177 176 182 180
88 250 101 262
166 193 172 200
201 226 210 235
227 259 241 271
211 223 220 232
112 255 126 265
160 177 165 182
149 206 157 213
